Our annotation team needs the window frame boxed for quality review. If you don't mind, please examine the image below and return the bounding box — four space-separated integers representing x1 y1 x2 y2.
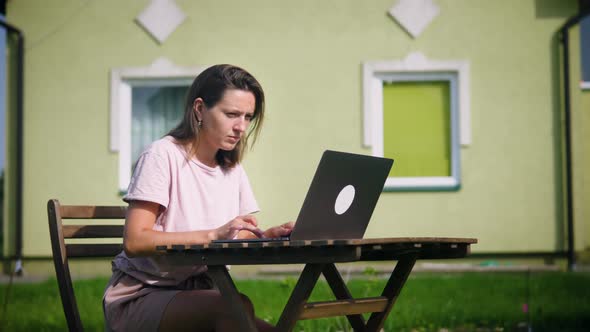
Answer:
362 52 470 191
110 57 203 192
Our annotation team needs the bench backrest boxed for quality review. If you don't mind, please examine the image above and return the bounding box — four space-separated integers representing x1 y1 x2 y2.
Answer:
47 199 127 332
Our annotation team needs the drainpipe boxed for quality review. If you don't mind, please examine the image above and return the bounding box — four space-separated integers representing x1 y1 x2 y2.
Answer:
0 19 24 275
558 7 590 271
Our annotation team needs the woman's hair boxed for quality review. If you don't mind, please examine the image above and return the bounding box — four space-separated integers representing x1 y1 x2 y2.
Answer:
168 64 265 169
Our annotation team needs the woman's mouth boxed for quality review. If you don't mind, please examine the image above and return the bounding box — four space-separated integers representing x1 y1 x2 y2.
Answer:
227 136 240 143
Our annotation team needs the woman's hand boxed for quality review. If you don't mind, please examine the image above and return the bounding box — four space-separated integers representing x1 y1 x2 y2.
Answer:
212 215 264 240
263 221 295 239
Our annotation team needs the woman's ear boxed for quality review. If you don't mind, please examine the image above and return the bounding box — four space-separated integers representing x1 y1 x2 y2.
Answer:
193 98 204 122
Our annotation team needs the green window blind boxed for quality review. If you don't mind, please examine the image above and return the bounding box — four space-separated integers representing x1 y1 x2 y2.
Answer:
382 81 451 177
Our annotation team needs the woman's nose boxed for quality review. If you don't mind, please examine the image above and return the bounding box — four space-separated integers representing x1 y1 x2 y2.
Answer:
234 118 247 132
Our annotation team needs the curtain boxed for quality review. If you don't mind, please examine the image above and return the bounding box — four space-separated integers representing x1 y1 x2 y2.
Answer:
131 86 188 165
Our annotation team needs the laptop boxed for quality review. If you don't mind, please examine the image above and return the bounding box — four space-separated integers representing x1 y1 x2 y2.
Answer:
213 150 393 243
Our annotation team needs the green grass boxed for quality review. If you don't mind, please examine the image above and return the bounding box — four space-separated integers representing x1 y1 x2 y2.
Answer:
0 272 588 331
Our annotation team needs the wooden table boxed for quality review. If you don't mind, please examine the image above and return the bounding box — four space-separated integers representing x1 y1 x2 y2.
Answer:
156 237 477 332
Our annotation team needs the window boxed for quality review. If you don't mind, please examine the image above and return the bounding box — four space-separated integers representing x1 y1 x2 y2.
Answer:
131 85 187 166
111 58 202 192
363 52 470 191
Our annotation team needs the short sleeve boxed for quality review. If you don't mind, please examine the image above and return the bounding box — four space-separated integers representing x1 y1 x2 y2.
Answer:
123 151 171 208
239 166 259 215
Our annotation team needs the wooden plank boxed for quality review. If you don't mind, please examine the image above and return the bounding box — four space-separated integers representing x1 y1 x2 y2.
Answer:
287 240 310 247
66 244 123 257
162 246 359 265
277 263 325 332
158 241 470 264
365 255 417 332
207 265 258 332
161 238 476 253
62 225 124 239
48 199 85 332
322 263 366 330
207 242 226 249
263 240 290 247
310 240 330 246
300 297 388 320
346 237 478 245
226 242 249 249
333 239 351 246
309 239 354 247
359 243 471 261
246 241 265 248
60 205 127 219
344 237 477 245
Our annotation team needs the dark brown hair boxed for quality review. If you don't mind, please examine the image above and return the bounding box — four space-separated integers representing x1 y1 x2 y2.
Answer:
168 64 265 168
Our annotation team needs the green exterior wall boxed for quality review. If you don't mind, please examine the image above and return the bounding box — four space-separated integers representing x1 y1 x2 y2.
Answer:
568 25 590 252
582 87 590 252
4 0 581 256
583 89 590 251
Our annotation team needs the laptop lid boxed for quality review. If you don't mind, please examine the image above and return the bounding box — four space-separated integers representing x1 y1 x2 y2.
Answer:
289 150 393 241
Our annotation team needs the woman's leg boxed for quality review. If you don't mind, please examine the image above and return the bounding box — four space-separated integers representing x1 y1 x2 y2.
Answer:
158 289 274 332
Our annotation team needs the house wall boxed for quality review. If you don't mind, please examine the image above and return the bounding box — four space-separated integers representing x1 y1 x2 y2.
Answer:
4 0 580 257
583 90 590 251
568 24 590 252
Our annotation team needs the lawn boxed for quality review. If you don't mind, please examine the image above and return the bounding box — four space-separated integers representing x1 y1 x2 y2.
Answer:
0 272 588 331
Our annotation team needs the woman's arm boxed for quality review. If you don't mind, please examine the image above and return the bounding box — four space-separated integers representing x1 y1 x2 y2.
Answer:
123 200 263 256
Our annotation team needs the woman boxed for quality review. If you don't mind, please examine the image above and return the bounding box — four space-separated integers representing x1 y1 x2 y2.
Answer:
104 64 293 332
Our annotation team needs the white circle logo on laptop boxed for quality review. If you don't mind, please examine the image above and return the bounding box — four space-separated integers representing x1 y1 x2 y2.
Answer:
334 185 355 215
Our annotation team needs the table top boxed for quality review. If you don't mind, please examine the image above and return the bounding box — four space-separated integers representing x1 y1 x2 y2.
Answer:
156 237 477 265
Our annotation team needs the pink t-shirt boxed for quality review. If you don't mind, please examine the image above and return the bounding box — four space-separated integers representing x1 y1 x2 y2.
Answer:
112 136 259 285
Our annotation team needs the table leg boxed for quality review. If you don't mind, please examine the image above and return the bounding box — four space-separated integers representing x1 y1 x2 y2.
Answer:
276 263 326 332
365 255 417 332
207 265 259 332
322 263 366 331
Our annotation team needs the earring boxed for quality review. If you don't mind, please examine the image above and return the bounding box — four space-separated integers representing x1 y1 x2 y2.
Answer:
197 119 202 127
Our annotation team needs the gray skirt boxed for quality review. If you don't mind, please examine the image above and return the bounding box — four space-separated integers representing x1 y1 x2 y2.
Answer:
103 270 215 332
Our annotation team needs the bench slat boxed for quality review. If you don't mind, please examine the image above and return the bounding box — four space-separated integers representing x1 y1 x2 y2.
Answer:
66 244 123 257
60 206 127 219
300 297 388 320
62 225 124 238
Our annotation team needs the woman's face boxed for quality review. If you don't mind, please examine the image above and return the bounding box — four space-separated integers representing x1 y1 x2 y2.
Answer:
195 89 256 152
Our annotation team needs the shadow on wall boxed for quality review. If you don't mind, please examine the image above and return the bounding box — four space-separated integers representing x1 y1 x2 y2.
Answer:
549 32 566 252
535 0 578 18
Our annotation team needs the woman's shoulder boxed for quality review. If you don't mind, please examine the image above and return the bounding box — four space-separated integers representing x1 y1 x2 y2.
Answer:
142 136 185 159
226 162 248 180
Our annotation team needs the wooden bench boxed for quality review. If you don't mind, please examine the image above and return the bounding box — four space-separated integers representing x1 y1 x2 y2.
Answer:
47 199 126 332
